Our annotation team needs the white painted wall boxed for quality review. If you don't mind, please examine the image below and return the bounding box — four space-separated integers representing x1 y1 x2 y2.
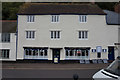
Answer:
0 33 16 61
17 15 118 60
118 27 120 56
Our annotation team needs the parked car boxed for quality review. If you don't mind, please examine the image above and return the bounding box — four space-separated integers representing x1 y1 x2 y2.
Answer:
93 56 120 80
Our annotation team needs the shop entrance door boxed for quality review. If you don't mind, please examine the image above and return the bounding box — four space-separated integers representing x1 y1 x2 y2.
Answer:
108 47 115 61
52 49 60 63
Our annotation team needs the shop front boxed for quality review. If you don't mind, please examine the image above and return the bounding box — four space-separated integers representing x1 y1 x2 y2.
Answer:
64 47 90 60
24 47 48 60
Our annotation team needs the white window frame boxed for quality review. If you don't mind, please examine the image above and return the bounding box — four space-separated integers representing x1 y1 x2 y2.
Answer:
79 15 87 23
79 31 88 40
26 31 35 40
50 31 61 40
24 48 48 59
65 49 89 59
92 49 96 53
1 33 10 43
102 49 107 53
27 15 35 22
51 15 60 23
0 49 10 59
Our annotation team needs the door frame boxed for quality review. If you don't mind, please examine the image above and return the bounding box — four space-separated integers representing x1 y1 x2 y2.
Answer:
108 46 115 61
51 48 61 63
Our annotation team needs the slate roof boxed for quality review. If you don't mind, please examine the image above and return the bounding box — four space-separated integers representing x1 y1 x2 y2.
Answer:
0 20 17 33
103 10 120 25
18 3 106 15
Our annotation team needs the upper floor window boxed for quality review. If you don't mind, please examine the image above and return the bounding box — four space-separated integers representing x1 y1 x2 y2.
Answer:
51 31 60 39
1 33 10 43
27 15 34 22
79 31 88 39
51 15 59 22
26 31 35 39
0 49 9 59
79 15 87 23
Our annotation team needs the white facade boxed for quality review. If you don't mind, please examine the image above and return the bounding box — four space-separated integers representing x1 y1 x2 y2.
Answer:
0 33 16 61
118 27 120 56
17 15 119 61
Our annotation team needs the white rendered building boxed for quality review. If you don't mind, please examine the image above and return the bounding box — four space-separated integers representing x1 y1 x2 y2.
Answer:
17 3 119 63
0 20 17 61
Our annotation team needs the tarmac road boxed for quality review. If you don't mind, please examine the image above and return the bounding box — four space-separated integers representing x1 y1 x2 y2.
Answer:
2 69 99 78
1 63 110 80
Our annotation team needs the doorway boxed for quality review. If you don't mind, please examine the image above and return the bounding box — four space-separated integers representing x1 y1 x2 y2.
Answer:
108 47 115 61
52 49 60 63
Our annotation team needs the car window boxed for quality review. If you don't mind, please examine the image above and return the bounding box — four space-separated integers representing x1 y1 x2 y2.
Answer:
105 58 120 76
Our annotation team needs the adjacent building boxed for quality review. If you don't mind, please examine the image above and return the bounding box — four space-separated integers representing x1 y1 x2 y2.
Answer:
0 20 17 61
103 10 120 57
17 3 119 63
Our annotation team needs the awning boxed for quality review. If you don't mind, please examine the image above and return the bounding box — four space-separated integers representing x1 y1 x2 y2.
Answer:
64 47 91 50
23 47 48 49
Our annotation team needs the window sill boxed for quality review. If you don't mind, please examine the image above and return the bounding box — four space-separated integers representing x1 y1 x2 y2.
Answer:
27 22 35 23
79 39 88 40
79 22 87 23
51 39 60 40
51 22 59 23
26 39 35 40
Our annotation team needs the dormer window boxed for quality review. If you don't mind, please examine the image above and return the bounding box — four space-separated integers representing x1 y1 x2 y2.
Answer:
51 15 59 22
79 15 87 23
27 15 34 22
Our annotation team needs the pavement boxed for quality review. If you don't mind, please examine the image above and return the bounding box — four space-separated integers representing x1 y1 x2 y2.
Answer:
1 63 110 70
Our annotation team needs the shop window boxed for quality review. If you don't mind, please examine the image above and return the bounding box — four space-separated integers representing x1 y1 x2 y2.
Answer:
82 50 85 56
70 50 73 56
44 50 47 56
24 48 48 58
66 50 69 56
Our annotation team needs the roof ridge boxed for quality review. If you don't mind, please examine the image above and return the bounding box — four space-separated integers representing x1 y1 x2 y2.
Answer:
25 2 93 5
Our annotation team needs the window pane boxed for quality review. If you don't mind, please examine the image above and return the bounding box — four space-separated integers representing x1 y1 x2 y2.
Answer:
51 31 53 38
32 31 35 38
66 50 69 56
52 16 53 22
82 31 84 38
79 16 81 22
33 16 34 22
57 15 59 22
2 33 10 42
79 31 81 38
26 31 28 38
44 50 47 56
57 31 60 38
85 16 87 22
85 31 88 38
6 50 9 58
54 31 56 38
82 16 84 22
82 50 85 56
